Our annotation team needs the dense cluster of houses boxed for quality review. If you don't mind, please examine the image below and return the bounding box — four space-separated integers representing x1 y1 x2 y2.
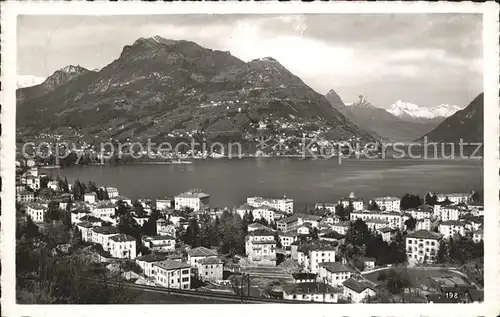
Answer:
16 167 483 302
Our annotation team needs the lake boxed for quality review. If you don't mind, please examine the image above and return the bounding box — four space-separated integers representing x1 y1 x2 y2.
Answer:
45 158 483 211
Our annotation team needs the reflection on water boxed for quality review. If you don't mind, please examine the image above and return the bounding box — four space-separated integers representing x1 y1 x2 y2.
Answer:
48 158 483 210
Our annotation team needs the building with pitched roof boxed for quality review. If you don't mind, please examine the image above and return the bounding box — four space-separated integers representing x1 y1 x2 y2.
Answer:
371 196 400 212
406 230 442 263
109 234 137 259
282 282 340 303
318 262 355 286
174 190 210 211
342 278 377 303
245 229 276 265
154 259 191 289
135 254 167 277
90 226 120 251
246 196 294 214
196 257 223 282
298 242 337 273
439 220 467 240
187 246 218 267
142 235 176 252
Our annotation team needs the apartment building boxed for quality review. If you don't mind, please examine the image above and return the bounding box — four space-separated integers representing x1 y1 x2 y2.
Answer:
298 243 336 273
245 229 276 266
26 202 46 223
197 257 223 282
371 196 401 212
174 190 210 212
156 198 172 210
109 234 137 259
235 203 255 219
154 260 191 289
438 220 467 240
331 221 350 235
187 246 218 267
342 278 377 303
90 226 121 251
365 219 389 231
436 205 460 221
350 210 402 230
406 230 442 263
318 262 355 286
92 201 116 219
279 232 299 248
246 196 294 214
314 203 337 213
142 235 176 252
84 193 97 204
436 192 472 204
283 282 339 303
135 254 168 277
339 192 364 211
252 205 276 224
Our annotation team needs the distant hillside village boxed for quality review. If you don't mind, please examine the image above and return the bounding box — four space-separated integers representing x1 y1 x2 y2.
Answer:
16 164 484 304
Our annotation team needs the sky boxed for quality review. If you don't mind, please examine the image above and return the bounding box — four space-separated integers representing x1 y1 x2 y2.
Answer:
17 14 483 108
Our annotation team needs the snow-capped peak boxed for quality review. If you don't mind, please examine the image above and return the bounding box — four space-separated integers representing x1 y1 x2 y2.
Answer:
346 95 374 108
387 100 462 119
17 75 46 88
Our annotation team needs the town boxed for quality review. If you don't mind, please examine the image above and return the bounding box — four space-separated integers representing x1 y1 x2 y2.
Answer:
16 162 484 304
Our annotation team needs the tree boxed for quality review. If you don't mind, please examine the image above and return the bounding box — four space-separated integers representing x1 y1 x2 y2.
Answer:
400 194 422 210
274 232 282 248
346 219 371 246
46 201 62 222
335 204 346 220
345 202 354 218
386 270 411 294
117 213 141 241
132 200 146 217
70 227 83 249
367 200 380 211
180 218 200 247
424 192 438 206
40 176 49 189
404 216 417 231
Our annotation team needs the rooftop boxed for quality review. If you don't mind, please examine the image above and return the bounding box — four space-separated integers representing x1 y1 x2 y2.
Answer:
440 220 466 226
372 196 400 201
342 278 375 293
109 234 136 242
282 282 338 295
92 226 120 235
187 246 218 257
292 273 317 280
319 262 355 273
154 259 191 271
198 257 223 265
144 235 175 241
407 230 442 240
135 254 167 263
176 191 210 199
247 229 275 237
377 227 393 233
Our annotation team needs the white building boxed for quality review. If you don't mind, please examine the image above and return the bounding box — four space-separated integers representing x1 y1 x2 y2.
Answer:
109 234 137 259
47 180 59 191
197 257 224 282
92 201 116 219
438 220 467 240
104 187 119 198
76 222 94 242
372 196 400 212
245 230 276 266
468 204 484 216
84 192 97 204
406 230 442 263
154 260 191 289
365 219 389 231
90 226 121 251
350 210 402 230
405 208 432 220
437 205 460 221
339 192 364 211
142 235 176 252
135 254 168 277
436 193 472 204
156 198 172 210
26 202 46 223
26 176 40 191
174 190 210 212
331 221 350 235
279 232 299 248
416 218 431 231
318 262 355 286
187 246 218 267
283 283 339 303
297 225 311 235
252 205 276 224
156 218 176 237
314 203 337 213
342 278 377 303
298 244 336 274
246 196 294 214
472 229 483 243
376 227 392 242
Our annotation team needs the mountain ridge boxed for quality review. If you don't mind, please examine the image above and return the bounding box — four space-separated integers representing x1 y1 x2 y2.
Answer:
16 36 374 144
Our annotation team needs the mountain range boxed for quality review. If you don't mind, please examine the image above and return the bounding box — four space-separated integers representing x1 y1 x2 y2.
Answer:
325 92 453 143
387 101 462 120
16 36 373 144
419 93 483 143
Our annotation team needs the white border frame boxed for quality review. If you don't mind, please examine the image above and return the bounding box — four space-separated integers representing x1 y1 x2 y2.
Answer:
2 2 499 317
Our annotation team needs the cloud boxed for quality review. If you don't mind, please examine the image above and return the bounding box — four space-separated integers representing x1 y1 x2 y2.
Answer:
17 13 482 107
